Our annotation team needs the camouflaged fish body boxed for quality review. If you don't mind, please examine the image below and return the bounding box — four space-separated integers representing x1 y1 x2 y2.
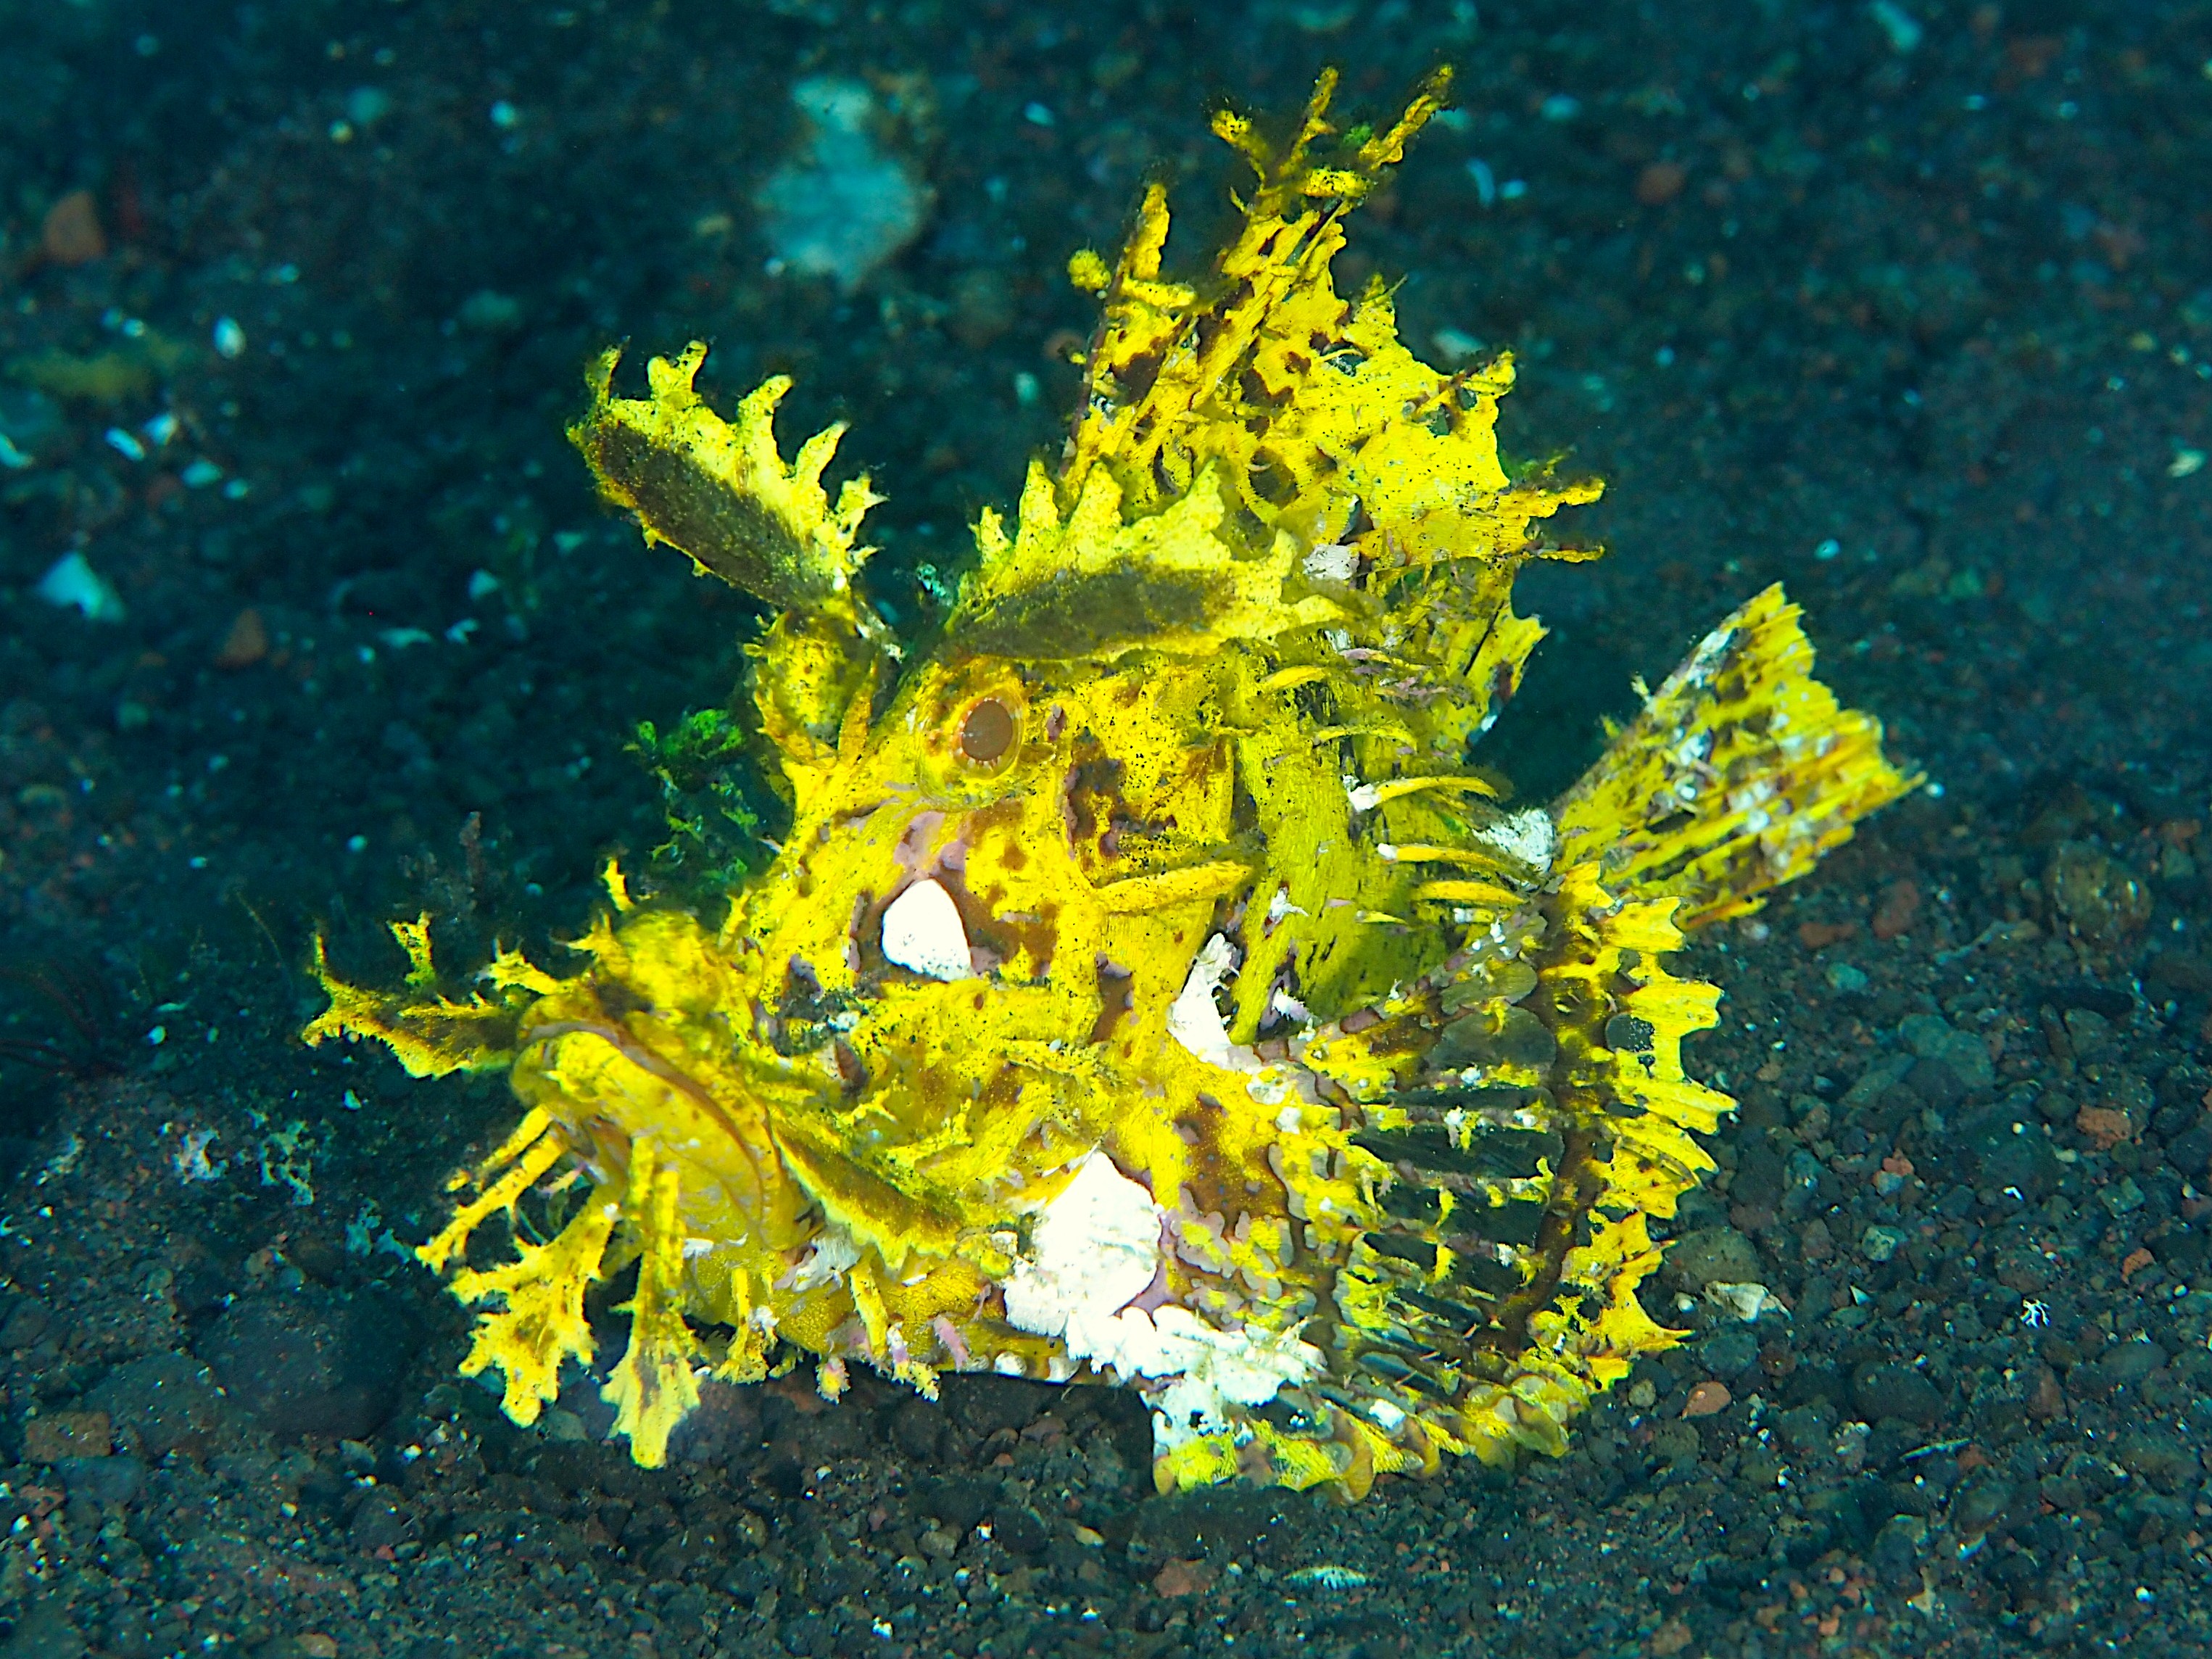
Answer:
308 69 1914 1497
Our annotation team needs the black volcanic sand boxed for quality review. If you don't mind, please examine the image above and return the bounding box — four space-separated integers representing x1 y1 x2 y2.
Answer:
0 2 2208 1655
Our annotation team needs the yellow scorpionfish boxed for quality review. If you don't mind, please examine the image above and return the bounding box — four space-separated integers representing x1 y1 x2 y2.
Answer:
309 68 1913 1499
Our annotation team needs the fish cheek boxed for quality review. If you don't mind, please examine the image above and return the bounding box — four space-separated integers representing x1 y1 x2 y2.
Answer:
955 798 1059 980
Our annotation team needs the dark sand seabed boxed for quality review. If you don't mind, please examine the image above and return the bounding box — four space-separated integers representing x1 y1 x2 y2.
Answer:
0 1 2208 1654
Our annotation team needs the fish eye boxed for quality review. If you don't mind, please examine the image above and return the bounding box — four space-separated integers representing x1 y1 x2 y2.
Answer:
958 697 1017 764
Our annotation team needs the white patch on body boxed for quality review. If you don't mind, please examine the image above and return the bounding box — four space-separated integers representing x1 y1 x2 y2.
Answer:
997 1149 1325 1452
1301 541 1357 583
1139 1312 1327 1450
1469 806 1558 874
785 1225 863 1293
880 877 973 981
1001 1150 1162 1341
1168 934 1253 1071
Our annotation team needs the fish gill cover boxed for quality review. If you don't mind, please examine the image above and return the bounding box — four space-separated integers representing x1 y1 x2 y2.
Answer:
305 67 1915 1501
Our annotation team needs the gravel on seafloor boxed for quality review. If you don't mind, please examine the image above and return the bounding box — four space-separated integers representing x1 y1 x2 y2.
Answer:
0 1 2210 1655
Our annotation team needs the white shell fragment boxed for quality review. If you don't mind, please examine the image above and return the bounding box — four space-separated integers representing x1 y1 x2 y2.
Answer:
1703 1281 1784 1322
999 1151 1324 1451
880 877 972 981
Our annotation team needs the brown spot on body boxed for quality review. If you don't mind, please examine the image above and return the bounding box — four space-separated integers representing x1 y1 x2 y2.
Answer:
834 1040 868 1093
1090 958 1135 1043
1118 351 1163 402
1066 745 1128 854
595 979 653 1019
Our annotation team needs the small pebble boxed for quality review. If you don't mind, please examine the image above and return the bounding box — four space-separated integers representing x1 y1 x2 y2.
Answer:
1860 1224 1910 1263
1152 1557 1219 1598
1681 1380 1731 1418
1635 160 1686 206
1852 1362 1944 1426
1660 1225 1763 1294
40 189 107 265
2075 1105 2134 1149
214 607 270 670
1697 1325 1761 1378
36 551 127 622
2046 842 2152 946
2097 1175 2147 1217
1871 878 1921 939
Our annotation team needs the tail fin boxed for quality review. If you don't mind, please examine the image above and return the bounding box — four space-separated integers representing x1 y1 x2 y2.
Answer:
1549 584 1918 927
1279 587 1914 1484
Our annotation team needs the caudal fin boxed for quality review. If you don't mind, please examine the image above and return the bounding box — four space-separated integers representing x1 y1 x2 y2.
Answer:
1549 584 1918 927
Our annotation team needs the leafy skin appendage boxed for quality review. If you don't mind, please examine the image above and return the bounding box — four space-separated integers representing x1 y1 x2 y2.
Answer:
307 69 1915 1495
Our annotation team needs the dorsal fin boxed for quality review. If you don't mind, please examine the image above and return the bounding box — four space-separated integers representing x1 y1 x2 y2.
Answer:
947 460 1340 661
1018 67 1596 760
